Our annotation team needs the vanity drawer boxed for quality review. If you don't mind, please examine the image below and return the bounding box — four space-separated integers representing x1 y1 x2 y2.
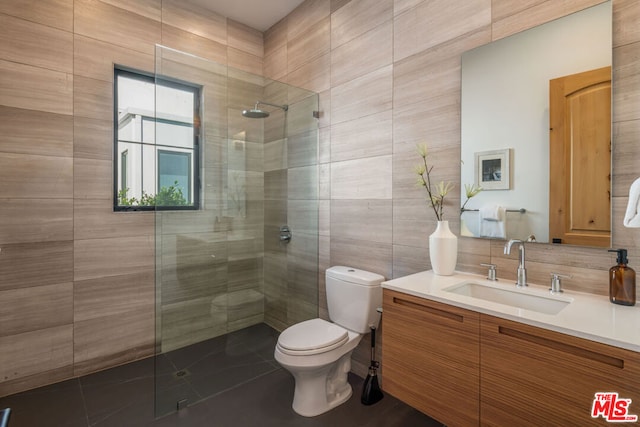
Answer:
382 289 480 427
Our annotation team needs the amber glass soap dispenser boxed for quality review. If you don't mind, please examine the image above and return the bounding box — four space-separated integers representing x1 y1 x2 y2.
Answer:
608 249 636 306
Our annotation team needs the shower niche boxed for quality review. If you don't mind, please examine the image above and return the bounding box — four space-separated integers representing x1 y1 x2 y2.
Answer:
153 45 319 416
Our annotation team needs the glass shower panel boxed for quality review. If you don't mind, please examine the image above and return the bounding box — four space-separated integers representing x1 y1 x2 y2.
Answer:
153 45 319 417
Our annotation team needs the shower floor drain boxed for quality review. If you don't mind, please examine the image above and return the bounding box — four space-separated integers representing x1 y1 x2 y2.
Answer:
173 369 191 379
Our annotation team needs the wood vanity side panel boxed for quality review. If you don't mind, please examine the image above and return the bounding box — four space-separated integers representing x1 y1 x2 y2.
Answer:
480 314 640 426
382 289 480 427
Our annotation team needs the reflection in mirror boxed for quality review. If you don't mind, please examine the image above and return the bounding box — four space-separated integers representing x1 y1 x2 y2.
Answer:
460 1 612 247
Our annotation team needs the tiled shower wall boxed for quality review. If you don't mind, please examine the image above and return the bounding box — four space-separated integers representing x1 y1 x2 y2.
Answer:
264 0 640 376
0 0 265 397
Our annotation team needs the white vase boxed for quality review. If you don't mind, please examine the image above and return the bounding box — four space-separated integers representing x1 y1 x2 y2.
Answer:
429 220 458 276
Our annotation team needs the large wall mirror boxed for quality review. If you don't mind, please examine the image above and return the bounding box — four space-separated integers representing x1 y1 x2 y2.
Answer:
460 1 612 248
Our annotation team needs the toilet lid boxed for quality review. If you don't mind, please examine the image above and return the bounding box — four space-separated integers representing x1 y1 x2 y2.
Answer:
277 318 349 356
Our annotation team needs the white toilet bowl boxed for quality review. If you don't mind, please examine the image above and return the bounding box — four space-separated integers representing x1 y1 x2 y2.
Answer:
274 318 362 417
274 266 384 417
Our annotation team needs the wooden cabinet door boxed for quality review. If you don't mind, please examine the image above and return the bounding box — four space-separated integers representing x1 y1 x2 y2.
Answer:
480 314 640 426
549 66 611 247
382 290 480 426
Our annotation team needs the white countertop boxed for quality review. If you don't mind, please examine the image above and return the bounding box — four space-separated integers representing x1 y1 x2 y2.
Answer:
382 270 640 352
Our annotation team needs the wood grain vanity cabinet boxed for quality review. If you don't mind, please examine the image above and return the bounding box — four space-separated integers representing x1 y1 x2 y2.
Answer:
480 315 640 426
382 289 640 426
382 289 480 426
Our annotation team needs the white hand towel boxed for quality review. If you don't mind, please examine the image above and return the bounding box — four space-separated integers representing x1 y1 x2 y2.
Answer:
479 204 506 238
624 177 640 228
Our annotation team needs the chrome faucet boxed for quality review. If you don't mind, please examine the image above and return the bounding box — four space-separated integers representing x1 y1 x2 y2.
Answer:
504 239 527 287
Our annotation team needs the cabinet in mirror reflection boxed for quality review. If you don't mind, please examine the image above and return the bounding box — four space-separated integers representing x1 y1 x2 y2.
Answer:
460 1 612 247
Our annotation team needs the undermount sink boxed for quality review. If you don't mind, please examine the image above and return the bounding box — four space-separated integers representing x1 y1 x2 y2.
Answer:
443 281 571 315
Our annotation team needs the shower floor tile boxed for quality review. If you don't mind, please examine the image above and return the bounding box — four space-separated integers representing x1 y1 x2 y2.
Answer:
0 323 441 427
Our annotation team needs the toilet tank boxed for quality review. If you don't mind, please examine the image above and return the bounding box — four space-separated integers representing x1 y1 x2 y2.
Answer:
326 266 384 334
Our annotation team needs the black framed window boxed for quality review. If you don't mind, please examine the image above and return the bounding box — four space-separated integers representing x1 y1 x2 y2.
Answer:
114 68 200 211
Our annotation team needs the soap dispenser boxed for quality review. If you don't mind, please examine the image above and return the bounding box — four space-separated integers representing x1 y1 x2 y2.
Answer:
608 249 636 306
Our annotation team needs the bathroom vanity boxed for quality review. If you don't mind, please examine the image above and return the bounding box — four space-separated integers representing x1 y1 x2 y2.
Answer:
381 271 640 427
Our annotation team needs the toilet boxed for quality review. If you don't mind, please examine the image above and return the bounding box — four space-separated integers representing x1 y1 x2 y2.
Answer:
274 266 384 417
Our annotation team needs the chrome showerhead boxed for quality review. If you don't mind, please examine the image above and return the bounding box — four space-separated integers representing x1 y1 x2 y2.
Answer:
242 108 270 118
242 101 288 119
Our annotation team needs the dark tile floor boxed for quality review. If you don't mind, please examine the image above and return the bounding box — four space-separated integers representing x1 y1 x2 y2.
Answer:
0 323 441 427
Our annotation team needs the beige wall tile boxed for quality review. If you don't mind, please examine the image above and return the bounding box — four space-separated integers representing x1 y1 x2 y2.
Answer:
392 97 460 150
0 283 73 337
394 0 491 62
392 200 432 249
74 308 154 376
74 235 154 282
319 125 330 163
288 130 318 168
331 200 392 243
490 0 544 22
331 0 352 13
74 271 154 322
392 146 459 200
264 45 288 81
0 0 73 31
162 0 226 44
319 163 331 199
331 155 392 199
0 325 73 388
287 0 330 40
287 17 330 73
613 42 640 123
288 165 318 200
330 65 393 125
228 19 264 57
394 44 472 108
74 35 154 82
612 119 640 197
0 199 72 244
331 0 393 48
0 60 72 115
98 0 160 21
331 20 392 87
0 153 72 199
392 243 430 278
613 0 640 47
227 47 263 75
0 106 73 157
73 158 112 200
288 200 319 235
264 17 288 57
74 0 161 55
73 117 112 161
492 0 604 41
73 76 112 121
161 24 227 65
74 199 154 240
330 237 392 279
287 52 330 93
330 111 392 162
0 14 73 73
0 242 73 290
394 0 424 16
319 199 330 236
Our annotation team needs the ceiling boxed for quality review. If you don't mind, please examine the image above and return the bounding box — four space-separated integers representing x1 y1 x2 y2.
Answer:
190 0 307 32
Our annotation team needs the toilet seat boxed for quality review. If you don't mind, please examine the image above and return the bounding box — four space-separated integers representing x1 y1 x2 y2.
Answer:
277 318 349 356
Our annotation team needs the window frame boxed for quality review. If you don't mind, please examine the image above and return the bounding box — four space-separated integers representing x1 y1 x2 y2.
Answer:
113 67 201 212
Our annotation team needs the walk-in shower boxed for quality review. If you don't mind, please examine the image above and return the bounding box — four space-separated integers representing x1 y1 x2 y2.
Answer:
153 45 319 416
242 101 289 118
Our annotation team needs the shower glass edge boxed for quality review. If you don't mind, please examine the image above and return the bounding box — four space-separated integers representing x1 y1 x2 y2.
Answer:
153 44 319 418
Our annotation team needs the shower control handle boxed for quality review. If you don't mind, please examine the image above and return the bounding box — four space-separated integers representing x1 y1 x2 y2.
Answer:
280 225 292 243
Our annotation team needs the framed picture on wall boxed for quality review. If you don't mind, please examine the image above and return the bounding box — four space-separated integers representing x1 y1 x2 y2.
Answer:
475 149 511 190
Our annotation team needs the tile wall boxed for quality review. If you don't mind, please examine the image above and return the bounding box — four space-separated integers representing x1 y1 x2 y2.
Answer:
0 0 265 397
264 0 640 376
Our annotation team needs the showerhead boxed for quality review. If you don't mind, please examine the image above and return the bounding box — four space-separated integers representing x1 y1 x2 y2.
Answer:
242 101 288 119
242 108 270 118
